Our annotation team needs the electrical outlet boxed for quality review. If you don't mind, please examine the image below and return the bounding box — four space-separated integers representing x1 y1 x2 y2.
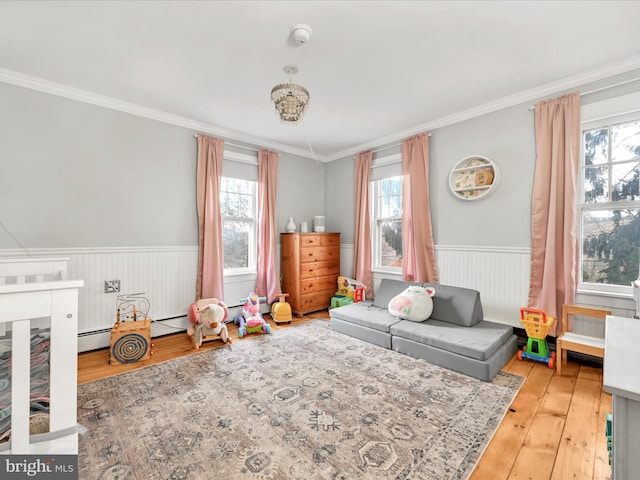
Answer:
104 280 121 293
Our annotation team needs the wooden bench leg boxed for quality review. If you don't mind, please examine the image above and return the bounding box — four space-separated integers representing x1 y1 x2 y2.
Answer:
556 344 563 376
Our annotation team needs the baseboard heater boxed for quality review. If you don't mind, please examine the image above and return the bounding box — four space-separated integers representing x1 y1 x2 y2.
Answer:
78 315 189 353
78 303 261 353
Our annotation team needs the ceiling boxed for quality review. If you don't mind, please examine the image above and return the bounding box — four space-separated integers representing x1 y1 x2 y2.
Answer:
1 1 640 162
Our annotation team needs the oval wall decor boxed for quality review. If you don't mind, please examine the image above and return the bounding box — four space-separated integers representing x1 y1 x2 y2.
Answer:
449 155 500 201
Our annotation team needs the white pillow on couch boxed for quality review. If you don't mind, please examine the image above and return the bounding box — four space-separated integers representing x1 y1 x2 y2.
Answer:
388 285 435 322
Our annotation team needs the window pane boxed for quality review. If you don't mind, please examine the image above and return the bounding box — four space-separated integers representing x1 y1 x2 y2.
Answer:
584 166 609 203
379 220 403 267
381 178 389 195
584 128 609 166
221 179 253 218
582 209 640 286
390 177 402 195
380 196 390 218
389 195 401 216
238 193 251 217
230 194 244 217
612 163 640 201
227 178 246 193
612 121 640 163
223 220 249 269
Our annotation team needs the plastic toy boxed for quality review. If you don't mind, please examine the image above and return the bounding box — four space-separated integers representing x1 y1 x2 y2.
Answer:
331 296 354 308
234 292 272 337
271 293 292 324
187 298 232 349
332 276 366 308
336 276 365 299
517 307 556 369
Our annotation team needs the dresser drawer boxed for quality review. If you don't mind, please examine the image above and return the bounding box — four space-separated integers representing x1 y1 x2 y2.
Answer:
320 235 340 247
298 233 341 248
300 262 340 279
300 246 339 263
300 276 337 295
299 235 321 247
297 291 334 312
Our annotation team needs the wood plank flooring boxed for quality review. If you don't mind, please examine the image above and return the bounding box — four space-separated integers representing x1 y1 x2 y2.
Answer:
77 312 612 480
471 352 611 480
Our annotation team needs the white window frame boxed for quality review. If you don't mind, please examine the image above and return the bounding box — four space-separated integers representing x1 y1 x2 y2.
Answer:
370 175 403 273
578 93 640 297
220 176 257 276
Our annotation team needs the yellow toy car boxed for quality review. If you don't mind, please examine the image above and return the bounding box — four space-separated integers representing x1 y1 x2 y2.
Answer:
271 293 292 324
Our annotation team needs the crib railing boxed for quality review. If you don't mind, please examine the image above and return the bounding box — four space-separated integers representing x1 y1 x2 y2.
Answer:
0 257 69 336
0 257 69 284
0 257 83 454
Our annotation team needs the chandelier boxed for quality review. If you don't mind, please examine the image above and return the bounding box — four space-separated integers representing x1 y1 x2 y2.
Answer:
270 66 310 124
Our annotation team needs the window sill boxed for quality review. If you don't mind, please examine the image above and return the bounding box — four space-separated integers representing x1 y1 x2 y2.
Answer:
224 270 256 279
576 287 634 301
372 268 402 276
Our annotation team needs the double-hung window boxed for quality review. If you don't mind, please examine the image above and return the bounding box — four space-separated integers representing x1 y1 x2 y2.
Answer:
371 175 403 271
580 115 640 295
220 176 257 273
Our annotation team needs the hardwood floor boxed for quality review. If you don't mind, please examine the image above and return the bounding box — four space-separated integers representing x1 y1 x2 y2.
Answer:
77 312 611 480
470 353 611 480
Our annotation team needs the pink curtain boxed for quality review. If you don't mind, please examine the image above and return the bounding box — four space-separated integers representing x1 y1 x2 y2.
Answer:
256 149 282 302
528 93 580 334
196 134 225 300
401 132 438 283
353 150 373 298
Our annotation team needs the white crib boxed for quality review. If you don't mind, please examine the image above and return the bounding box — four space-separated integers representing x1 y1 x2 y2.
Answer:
0 257 83 454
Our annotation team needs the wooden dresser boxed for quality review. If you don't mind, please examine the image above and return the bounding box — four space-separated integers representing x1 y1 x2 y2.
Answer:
281 232 340 317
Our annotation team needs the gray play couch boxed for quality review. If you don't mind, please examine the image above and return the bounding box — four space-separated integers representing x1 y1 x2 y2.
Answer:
329 278 518 381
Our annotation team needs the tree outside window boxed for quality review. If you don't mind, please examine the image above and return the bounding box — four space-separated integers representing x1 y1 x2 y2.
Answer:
581 119 640 288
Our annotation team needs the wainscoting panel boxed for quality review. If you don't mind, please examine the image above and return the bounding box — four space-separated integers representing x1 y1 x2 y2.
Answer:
436 246 531 327
340 244 531 328
64 247 199 334
340 245 354 280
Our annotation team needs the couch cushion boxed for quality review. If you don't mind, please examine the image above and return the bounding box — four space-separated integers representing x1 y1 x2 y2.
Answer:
390 319 513 361
373 278 420 308
329 302 402 333
423 283 483 327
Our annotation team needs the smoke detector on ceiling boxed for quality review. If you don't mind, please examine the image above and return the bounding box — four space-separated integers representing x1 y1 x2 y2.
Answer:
290 24 312 45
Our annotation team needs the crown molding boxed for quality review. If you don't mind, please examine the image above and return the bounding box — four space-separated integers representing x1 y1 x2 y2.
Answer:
0 67 318 161
324 54 640 162
0 246 199 256
3 53 640 164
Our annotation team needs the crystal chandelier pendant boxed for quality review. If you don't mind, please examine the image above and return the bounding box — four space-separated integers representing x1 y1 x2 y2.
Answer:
270 66 310 123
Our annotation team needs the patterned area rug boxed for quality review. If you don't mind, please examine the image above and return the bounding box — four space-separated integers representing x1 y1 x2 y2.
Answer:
78 320 523 480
